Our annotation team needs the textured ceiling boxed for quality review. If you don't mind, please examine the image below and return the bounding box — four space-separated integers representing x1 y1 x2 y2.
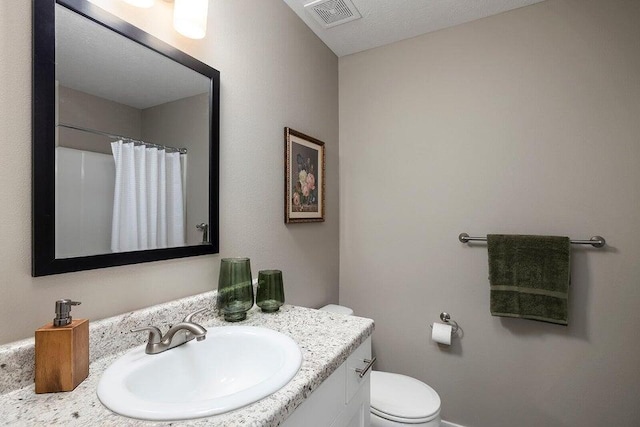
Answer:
283 0 547 57
56 5 209 110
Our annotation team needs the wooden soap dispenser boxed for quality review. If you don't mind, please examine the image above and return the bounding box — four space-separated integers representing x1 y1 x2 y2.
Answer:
35 299 89 394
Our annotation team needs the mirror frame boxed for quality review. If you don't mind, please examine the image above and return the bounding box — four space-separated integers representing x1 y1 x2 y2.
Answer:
33 0 220 276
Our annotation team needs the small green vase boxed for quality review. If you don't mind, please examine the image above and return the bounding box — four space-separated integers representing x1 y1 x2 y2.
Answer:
217 258 254 322
256 270 285 313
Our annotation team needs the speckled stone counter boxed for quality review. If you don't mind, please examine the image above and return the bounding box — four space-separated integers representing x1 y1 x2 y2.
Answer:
0 291 374 426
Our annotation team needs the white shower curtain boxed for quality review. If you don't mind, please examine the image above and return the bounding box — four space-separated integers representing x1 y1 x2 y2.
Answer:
110 140 186 252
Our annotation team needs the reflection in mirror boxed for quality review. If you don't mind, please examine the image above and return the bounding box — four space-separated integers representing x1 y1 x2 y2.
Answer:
55 5 210 257
33 0 219 276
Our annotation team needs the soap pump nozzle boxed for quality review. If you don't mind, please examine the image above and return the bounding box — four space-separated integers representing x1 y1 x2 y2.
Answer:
53 299 81 327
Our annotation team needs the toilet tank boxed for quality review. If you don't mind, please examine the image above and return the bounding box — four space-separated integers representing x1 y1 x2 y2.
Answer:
319 304 354 316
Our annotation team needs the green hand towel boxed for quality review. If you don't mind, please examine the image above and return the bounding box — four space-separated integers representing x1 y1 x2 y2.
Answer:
487 234 571 325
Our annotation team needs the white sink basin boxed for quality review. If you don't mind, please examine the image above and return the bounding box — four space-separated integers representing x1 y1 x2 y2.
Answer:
97 325 302 421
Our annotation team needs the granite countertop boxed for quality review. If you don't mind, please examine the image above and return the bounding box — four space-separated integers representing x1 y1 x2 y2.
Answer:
0 292 374 426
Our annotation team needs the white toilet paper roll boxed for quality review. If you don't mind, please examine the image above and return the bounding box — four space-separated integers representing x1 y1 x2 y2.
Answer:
431 322 452 345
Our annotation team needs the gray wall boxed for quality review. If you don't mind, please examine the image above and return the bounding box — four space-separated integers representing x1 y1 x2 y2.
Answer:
0 0 338 344
339 0 640 426
58 85 142 154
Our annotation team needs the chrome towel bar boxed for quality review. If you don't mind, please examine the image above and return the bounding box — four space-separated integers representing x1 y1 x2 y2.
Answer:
458 233 606 248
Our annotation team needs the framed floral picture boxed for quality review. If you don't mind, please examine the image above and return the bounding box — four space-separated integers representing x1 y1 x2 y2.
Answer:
284 127 325 223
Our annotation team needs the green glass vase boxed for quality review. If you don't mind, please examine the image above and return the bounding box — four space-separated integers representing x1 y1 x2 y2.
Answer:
256 270 285 313
217 258 254 322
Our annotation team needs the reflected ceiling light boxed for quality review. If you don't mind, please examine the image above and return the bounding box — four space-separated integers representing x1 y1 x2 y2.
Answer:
122 0 208 40
173 0 208 39
122 0 155 8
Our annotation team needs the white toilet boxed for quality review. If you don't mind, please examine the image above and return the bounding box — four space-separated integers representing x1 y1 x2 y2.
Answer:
320 305 442 427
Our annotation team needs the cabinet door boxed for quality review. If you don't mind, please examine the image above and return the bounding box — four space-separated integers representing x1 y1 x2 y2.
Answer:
345 396 369 427
345 337 372 403
281 364 346 427
281 337 372 427
331 375 371 427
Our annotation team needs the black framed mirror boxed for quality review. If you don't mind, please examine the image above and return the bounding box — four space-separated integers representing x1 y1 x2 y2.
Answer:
33 0 220 276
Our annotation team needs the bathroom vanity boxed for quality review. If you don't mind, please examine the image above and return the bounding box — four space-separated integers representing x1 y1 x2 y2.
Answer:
0 292 374 426
282 337 372 427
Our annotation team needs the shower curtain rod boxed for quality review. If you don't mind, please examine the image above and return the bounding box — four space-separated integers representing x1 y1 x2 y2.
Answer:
57 123 188 154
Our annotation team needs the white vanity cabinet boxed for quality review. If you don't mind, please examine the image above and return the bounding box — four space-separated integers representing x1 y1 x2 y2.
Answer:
282 337 372 427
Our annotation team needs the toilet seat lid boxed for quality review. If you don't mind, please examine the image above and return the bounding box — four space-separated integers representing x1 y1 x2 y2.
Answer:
370 371 441 422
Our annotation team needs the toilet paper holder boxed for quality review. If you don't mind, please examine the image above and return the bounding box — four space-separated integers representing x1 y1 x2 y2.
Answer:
430 312 459 334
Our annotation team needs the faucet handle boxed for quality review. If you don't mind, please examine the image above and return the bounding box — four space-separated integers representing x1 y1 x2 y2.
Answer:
131 326 162 344
183 307 208 323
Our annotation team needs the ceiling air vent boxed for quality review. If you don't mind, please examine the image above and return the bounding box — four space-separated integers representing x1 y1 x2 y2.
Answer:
304 0 362 29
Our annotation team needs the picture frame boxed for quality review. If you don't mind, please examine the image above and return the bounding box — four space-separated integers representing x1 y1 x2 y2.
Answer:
284 127 325 223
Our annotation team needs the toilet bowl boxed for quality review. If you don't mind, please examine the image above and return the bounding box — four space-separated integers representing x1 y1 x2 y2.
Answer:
319 305 442 427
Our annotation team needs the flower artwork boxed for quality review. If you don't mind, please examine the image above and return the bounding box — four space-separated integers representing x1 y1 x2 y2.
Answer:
285 128 325 223
293 153 318 211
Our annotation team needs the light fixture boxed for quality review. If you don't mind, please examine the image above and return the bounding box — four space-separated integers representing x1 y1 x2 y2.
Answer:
121 0 208 40
173 0 208 40
122 0 155 8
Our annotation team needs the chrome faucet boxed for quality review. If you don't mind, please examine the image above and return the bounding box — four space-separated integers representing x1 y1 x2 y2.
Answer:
131 308 208 355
